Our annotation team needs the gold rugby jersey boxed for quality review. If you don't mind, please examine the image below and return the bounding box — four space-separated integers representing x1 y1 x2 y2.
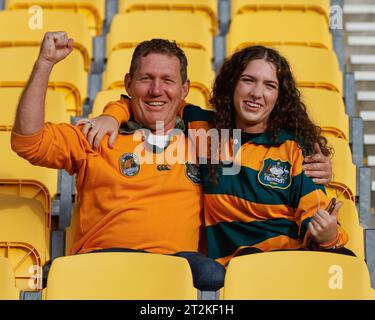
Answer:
11 122 203 255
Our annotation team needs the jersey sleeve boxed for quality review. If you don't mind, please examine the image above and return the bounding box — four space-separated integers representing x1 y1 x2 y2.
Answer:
11 123 93 175
289 143 348 249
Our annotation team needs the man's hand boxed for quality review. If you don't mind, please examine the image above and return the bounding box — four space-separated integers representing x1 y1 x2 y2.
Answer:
75 115 120 150
303 143 333 185
38 31 74 67
308 201 343 244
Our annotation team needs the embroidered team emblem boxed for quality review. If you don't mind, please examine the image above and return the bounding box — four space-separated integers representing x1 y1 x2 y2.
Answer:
258 159 291 189
185 163 200 184
119 153 140 177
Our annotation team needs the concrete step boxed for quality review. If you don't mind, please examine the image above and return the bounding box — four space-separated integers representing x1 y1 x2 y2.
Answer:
368 155 375 166
351 55 375 64
357 91 375 101
364 134 375 144
360 111 375 120
355 71 375 81
348 36 375 46
344 4 375 14
346 22 375 31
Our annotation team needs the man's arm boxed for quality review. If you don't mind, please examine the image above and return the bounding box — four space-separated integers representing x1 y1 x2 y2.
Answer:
13 31 73 135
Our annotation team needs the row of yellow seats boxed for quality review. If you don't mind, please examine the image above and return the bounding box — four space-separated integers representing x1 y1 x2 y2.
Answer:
0 183 50 292
1 251 374 300
0 192 365 295
5 0 217 38
5 0 105 36
0 88 68 291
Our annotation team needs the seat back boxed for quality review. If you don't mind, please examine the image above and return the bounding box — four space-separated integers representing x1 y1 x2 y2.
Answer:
0 257 20 300
227 11 332 54
326 136 356 202
45 252 197 299
300 88 349 140
107 12 213 58
6 0 105 36
223 251 374 299
231 0 330 23
0 47 86 116
0 88 70 131
0 10 92 71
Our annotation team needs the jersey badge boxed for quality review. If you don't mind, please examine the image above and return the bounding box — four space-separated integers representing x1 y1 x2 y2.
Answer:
258 158 291 189
119 153 140 177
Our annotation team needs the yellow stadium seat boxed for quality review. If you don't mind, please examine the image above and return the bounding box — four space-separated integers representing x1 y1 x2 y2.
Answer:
0 10 92 71
0 88 70 131
0 257 20 300
274 45 343 94
227 11 332 55
338 200 365 260
6 0 105 36
223 251 374 299
187 88 212 110
119 0 218 35
231 0 330 23
325 136 356 202
65 203 79 256
107 12 213 59
0 131 59 199
45 252 197 299
300 88 349 140
91 89 125 118
0 47 87 116
0 186 50 291
103 48 214 108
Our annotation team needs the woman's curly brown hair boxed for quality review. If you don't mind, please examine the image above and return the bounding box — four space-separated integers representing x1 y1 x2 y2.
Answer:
208 45 331 182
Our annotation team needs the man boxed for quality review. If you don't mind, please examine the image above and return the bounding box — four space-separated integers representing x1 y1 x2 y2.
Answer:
11 32 225 291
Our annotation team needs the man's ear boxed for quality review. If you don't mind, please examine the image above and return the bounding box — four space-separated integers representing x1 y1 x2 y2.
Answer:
124 73 132 97
181 79 190 100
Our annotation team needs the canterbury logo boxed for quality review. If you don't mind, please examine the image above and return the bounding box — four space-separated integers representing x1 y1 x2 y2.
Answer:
157 165 171 171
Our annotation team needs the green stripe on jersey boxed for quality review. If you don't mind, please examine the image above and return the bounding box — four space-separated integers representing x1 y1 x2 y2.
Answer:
206 218 300 259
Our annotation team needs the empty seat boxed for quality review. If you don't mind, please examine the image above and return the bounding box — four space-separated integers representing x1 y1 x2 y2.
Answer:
6 0 105 36
102 48 214 109
0 131 59 198
107 12 213 59
338 199 365 259
0 47 87 116
45 252 197 299
0 88 70 131
326 136 356 202
300 88 349 140
119 0 218 35
223 251 375 299
0 10 92 71
274 45 343 94
0 184 50 291
0 257 20 300
231 0 330 23
227 11 332 54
